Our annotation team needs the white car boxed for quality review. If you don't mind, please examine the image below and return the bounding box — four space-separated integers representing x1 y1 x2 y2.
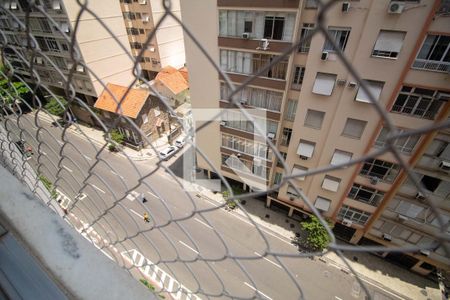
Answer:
175 138 185 149
159 146 177 160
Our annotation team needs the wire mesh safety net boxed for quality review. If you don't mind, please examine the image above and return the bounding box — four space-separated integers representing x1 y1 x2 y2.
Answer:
0 0 449 299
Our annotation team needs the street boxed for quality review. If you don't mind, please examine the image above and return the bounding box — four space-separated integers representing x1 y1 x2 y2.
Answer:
3 112 403 300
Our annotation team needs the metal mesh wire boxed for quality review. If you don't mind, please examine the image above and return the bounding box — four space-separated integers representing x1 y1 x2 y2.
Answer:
0 0 449 299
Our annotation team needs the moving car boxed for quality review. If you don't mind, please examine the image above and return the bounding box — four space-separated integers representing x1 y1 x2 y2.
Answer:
175 138 185 149
159 146 177 161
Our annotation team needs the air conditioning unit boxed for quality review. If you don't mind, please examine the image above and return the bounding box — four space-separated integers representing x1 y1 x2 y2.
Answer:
415 192 425 200
370 176 380 185
220 121 227 126
348 81 358 88
342 219 353 227
53 1 61 10
388 1 405 14
419 249 430 256
437 92 450 101
342 2 350 12
267 132 275 139
336 79 347 86
10 2 18 9
439 161 450 172
258 39 269 50
148 47 155 52
76 65 85 73
34 57 43 65
321 51 329 61
242 32 250 39
382 233 392 241
398 214 409 222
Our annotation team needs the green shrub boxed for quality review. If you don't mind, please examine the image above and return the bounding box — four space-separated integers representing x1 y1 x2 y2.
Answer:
38 174 57 199
300 216 333 251
0 75 31 105
110 129 125 145
108 144 118 152
44 96 68 117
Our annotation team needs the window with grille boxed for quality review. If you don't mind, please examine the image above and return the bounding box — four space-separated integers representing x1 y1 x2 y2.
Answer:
342 118 367 139
298 23 314 53
372 30 406 59
220 83 283 112
264 16 284 40
221 134 273 160
281 128 292 146
291 66 305 90
323 27 351 52
46 38 60 52
273 172 283 185
359 159 400 183
391 86 448 120
348 183 384 207
276 152 287 167
338 205 371 225
285 100 298 121
414 34 450 72
375 127 420 154
304 109 325 129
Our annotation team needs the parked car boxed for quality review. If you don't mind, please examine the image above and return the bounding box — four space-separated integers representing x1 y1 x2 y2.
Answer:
14 140 33 159
175 138 185 149
159 146 177 161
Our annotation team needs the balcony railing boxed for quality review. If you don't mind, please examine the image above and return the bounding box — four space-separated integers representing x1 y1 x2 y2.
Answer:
412 59 450 73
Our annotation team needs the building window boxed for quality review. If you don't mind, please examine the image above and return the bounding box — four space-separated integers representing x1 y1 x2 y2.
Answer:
220 83 283 112
304 109 325 129
291 66 305 90
338 205 371 225
277 151 287 167
222 110 278 137
142 114 148 124
425 139 448 157
312 73 336 96
220 50 288 80
264 16 284 40
395 200 425 218
359 159 400 183
375 127 420 154
355 80 384 103
342 118 367 139
281 128 292 146
274 172 283 185
348 183 384 207
285 99 297 121
330 150 352 166
413 34 450 72
391 86 448 120
305 0 318 9
292 165 308 181
323 27 351 52
298 23 314 53
314 197 332 212
297 140 315 159
372 30 406 59
322 175 340 192
244 21 252 33
287 184 300 198
421 175 441 192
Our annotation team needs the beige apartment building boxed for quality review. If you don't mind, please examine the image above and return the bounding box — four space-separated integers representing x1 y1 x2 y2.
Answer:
182 0 450 275
119 0 185 80
1 0 135 113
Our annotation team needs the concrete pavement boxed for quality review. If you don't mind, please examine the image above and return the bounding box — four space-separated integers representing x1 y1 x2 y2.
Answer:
3 111 438 300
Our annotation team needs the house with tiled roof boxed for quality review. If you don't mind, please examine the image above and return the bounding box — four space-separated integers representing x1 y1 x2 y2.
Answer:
152 66 189 108
94 83 169 148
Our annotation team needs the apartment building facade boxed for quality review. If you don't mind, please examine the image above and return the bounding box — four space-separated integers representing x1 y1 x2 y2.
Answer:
1 0 134 111
119 0 185 80
182 0 450 274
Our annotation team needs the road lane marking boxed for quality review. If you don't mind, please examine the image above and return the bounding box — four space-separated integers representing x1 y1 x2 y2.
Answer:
178 240 199 254
91 184 106 194
57 141 64 145
254 252 282 269
147 190 157 197
129 208 142 218
110 170 124 179
62 165 72 172
244 282 272 300
194 217 213 229
42 151 47 156
83 155 92 161
359 278 405 300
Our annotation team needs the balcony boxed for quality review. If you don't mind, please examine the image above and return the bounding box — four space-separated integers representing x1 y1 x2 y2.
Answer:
412 59 450 73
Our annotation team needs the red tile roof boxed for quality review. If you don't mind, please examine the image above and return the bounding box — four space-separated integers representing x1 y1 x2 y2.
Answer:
155 66 188 95
178 67 189 83
94 83 149 119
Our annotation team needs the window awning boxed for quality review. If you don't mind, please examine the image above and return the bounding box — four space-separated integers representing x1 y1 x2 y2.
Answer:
330 151 352 166
292 166 307 181
312 73 336 96
355 81 384 103
314 197 331 212
297 142 315 158
322 177 340 192
374 31 405 53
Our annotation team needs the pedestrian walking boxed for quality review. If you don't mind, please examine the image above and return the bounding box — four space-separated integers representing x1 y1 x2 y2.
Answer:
140 193 148 203
143 212 150 223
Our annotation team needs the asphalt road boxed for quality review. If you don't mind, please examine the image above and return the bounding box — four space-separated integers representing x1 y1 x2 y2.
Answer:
2 113 402 300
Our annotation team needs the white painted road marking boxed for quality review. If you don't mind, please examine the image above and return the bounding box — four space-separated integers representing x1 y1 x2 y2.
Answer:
244 282 272 300
91 184 106 194
41 151 47 156
62 165 73 172
178 240 199 254
147 190 157 198
83 154 92 161
194 217 213 229
110 170 124 179
129 208 142 218
254 252 282 269
126 191 141 201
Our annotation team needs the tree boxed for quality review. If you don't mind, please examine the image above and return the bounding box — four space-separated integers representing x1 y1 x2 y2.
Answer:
0 77 31 106
44 96 68 117
300 216 333 251
108 129 125 152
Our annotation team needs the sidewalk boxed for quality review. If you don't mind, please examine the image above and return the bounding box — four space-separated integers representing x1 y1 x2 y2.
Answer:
37 113 171 161
196 186 441 300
